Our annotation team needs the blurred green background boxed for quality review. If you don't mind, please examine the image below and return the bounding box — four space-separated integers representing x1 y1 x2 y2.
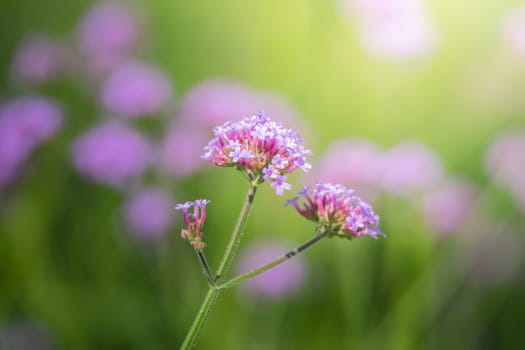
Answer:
1 0 525 349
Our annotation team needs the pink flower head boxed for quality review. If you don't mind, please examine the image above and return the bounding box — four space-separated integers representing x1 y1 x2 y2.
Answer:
101 62 173 118
237 241 306 299
72 122 151 187
202 110 312 195
379 141 442 196
286 182 383 239
11 33 65 85
422 178 477 235
76 1 142 73
124 187 174 240
175 199 211 250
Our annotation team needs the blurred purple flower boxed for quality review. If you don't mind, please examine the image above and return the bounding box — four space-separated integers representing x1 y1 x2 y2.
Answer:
308 139 382 199
72 122 151 187
0 124 32 185
0 97 63 145
11 34 65 85
157 124 210 177
0 97 63 185
462 225 523 287
179 79 259 128
179 78 308 134
422 178 477 235
124 187 174 240
101 62 173 118
76 1 142 73
237 241 306 299
345 0 437 59
485 131 525 189
503 6 525 57
202 110 312 195
0 321 54 350
379 141 442 196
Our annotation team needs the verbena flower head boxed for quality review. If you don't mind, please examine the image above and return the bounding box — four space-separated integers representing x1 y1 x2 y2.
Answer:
286 182 383 239
175 199 211 250
202 110 312 195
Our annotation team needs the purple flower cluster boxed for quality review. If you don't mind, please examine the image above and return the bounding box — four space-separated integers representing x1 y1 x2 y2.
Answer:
175 199 211 250
287 182 382 239
0 97 63 185
72 122 151 187
202 110 312 195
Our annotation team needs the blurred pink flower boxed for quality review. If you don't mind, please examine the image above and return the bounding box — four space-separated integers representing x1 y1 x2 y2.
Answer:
422 178 477 235
101 62 173 118
237 241 306 299
157 124 210 177
0 97 63 145
347 0 437 59
178 79 260 128
503 6 525 57
124 187 174 240
0 97 63 185
379 141 442 196
485 131 525 189
463 226 523 287
72 122 151 187
76 1 142 73
11 34 65 85
307 139 382 199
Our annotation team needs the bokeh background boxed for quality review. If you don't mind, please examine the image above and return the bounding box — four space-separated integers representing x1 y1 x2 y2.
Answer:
1 0 525 349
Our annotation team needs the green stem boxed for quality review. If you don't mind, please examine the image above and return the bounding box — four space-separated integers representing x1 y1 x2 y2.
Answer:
215 182 259 281
180 182 259 349
195 250 215 286
218 232 326 290
179 287 220 350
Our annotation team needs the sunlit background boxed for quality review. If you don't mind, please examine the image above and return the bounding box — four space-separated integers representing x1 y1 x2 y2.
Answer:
1 0 525 349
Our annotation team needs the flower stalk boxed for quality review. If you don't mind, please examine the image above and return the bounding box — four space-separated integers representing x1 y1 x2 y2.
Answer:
217 231 327 290
215 180 259 282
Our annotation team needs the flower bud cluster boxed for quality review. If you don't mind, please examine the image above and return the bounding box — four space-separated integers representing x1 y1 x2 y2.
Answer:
175 199 211 250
